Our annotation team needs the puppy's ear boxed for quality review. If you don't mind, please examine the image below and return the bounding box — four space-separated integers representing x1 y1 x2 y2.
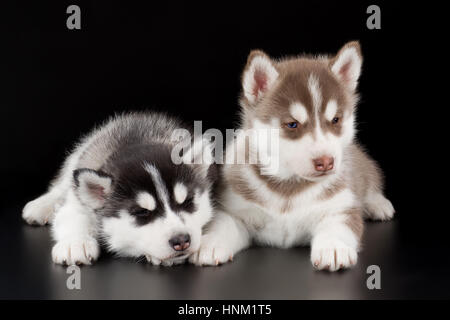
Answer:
329 41 363 91
242 50 279 105
73 169 113 209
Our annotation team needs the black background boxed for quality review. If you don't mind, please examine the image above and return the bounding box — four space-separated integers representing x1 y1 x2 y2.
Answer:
1 1 447 299
2 1 439 224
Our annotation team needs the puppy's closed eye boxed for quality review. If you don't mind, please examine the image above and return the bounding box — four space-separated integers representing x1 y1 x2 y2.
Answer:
131 208 152 217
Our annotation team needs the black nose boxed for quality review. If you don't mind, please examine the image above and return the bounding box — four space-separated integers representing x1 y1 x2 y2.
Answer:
169 234 191 251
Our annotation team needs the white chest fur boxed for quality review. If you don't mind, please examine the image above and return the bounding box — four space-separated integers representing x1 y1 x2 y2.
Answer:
220 166 357 248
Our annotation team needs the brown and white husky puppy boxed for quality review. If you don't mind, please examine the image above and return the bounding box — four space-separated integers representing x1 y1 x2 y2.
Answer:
190 41 395 271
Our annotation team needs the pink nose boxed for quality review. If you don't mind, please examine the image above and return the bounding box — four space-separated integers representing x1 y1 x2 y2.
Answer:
313 156 334 172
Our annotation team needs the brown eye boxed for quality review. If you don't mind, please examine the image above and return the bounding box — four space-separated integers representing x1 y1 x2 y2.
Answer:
332 117 340 124
286 122 298 129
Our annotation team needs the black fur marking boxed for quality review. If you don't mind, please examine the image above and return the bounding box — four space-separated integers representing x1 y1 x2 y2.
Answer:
169 187 197 214
99 143 207 225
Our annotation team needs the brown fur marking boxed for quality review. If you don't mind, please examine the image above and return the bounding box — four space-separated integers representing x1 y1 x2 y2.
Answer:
344 207 364 240
251 164 316 198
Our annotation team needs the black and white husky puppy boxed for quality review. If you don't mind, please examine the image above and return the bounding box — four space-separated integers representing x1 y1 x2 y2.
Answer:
23 112 215 266
190 42 395 271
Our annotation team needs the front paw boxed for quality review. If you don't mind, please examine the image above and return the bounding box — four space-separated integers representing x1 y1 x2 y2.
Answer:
189 235 234 266
145 254 188 266
52 237 99 266
145 254 163 266
310 239 358 272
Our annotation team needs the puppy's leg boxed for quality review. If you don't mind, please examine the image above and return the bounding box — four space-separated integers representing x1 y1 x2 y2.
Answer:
363 190 395 221
310 209 362 272
189 211 250 266
51 191 99 265
22 158 77 226
22 190 62 226
351 145 395 221
23 145 86 226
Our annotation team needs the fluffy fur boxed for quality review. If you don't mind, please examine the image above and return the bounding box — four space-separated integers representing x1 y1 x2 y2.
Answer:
23 112 215 266
190 42 395 271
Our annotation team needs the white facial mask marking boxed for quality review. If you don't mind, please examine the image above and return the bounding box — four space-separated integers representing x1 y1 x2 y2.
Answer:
325 100 338 122
143 163 170 211
136 192 156 211
289 102 308 124
174 183 188 204
308 74 322 115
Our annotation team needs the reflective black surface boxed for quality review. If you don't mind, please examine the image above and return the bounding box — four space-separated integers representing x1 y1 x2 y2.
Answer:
1 205 448 300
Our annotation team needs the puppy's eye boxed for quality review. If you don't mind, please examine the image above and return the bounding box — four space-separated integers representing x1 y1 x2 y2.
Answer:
286 122 298 129
332 117 340 124
132 208 151 217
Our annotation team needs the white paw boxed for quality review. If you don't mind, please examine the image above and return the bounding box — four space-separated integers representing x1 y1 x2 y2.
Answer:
311 239 358 272
364 193 395 221
145 255 161 266
189 236 234 266
159 258 187 267
22 194 57 226
52 237 99 265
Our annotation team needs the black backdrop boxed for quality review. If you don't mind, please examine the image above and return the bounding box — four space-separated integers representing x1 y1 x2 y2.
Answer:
1 1 442 237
